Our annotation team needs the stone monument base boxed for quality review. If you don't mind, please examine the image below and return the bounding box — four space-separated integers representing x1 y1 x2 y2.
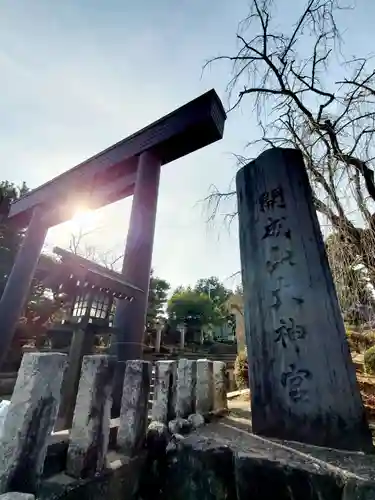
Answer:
162 422 375 499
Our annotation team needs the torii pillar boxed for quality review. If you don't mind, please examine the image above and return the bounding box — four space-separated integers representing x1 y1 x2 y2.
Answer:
110 151 161 415
0 206 49 367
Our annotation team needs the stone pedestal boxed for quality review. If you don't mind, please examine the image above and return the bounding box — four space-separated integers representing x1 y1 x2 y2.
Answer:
118 360 151 456
0 353 66 494
175 359 196 418
213 361 227 411
66 355 116 479
196 359 213 415
151 360 177 424
236 147 372 451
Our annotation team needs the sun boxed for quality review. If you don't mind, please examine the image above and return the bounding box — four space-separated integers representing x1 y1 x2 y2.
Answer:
45 204 104 252
67 206 101 234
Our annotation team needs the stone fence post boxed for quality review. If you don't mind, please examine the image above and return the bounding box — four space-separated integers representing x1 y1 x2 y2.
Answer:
196 359 213 416
118 360 151 456
175 359 196 418
0 353 66 494
236 147 372 451
151 360 176 424
213 361 227 412
66 355 115 479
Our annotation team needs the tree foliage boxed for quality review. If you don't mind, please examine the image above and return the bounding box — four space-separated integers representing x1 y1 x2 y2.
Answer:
326 232 375 323
195 276 231 306
167 287 219 328
207 0 375 289
167 277 232 329
0 181 29 297
147 269 170 329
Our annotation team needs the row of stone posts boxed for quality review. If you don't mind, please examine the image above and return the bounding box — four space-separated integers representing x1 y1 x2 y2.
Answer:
0 352 227 498
150 358 227 425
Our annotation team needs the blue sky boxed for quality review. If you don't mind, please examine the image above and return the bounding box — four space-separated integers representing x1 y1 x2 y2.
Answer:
0 0 373 292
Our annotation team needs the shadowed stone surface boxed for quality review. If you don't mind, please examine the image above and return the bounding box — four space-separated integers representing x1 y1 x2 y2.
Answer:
197 421 375 500
168 418 191 435
175 359 196 418
235 451 343 500
166 434 186 453
66 355 116 479
151 361 177 424
146 421 170 459
342 479 375 500
0 353 66 494
0 494 35 500
117 360 151 456
196 359 213 415
213 361 227 411
187 413 205 430
39 452 145 500
164 435 236 500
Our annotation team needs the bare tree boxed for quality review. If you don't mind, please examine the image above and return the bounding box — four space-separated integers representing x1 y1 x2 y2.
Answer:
68 227 123 270
206 0 375 288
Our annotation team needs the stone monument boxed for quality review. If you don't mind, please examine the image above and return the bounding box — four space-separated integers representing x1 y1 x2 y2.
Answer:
236 147 372 451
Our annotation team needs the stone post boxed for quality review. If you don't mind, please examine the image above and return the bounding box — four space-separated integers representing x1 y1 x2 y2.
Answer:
213 361 227 412
0 353 66 494
151 360 177 424
55 326 95 431
180 325 187 350
66 355 116 479
0 206 48 368
117 360 151 456
155 321 163 353
175 359 196 418
236 147 372 451
111 151 161 416
196 359 214 415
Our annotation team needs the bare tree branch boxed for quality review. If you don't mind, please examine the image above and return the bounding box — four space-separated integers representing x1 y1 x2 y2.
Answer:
205 0 375 293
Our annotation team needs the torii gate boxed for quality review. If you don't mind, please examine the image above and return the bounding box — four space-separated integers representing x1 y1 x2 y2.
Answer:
0 89 226 414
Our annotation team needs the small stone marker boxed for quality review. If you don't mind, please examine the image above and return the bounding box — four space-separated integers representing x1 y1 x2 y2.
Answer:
151 360 177 424
66 355 116 479
175 358 196 418
195 359 214 415
117 360 151 456
213 361 227 412
0 353 66 494
236 147 372 451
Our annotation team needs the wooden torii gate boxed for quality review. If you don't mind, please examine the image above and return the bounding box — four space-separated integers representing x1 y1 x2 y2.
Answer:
0 89 226 414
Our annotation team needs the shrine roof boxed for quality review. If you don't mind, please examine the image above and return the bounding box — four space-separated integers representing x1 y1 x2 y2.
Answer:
37 247 143 300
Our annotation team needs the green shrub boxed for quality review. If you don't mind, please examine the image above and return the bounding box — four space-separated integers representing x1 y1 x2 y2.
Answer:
364 345 375 375
234 348 249 389
346 329 375 353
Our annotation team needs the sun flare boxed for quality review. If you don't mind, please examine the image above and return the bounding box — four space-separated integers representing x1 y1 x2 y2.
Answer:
67 206 100 233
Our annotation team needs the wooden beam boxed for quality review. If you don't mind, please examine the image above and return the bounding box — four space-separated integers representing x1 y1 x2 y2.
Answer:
9 89 226 228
